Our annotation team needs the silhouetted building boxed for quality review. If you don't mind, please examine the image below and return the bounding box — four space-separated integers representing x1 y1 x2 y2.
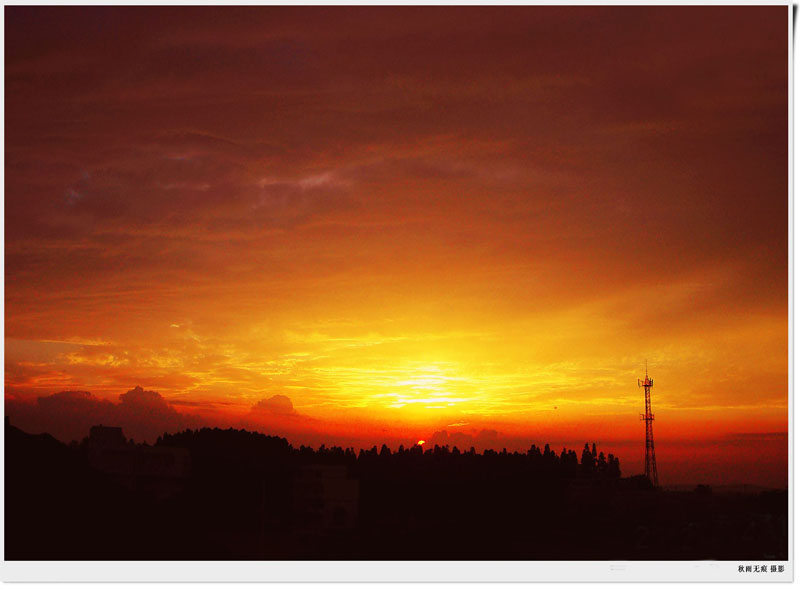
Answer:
4 421 788 561
87 425 190 500
88 425 127 449
293 464 358 532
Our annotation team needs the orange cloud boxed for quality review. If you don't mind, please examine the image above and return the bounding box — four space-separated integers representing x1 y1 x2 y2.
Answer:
4 6 787 486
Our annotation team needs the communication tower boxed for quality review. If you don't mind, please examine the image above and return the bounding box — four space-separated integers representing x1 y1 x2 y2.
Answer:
638 362 659 487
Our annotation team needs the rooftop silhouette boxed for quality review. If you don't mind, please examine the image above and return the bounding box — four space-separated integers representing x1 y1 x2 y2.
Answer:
5 419 787 561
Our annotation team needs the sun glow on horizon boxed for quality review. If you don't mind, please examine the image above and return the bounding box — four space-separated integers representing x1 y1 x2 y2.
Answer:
3 5 788 489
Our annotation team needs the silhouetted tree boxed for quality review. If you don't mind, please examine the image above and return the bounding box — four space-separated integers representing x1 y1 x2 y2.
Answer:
597 451 607 476
581 442 595 476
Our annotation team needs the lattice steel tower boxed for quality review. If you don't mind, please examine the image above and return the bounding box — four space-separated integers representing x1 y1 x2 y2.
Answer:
638 362 659 487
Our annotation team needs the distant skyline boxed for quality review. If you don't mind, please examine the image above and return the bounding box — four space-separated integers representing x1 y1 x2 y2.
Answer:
5 6 789 487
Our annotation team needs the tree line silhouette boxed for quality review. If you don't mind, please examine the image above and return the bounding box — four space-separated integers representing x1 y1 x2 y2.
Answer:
157 427 622 481
5 421 788 561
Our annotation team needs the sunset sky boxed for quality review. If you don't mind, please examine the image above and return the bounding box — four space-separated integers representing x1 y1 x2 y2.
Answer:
5 6 789 486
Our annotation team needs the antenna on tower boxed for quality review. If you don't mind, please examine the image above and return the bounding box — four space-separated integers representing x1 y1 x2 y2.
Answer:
638 363 659 488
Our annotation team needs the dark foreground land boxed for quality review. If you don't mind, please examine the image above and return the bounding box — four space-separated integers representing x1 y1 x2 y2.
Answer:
5 422 787 560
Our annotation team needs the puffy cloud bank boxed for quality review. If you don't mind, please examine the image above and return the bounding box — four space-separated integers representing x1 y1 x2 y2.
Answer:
250 394 297 416
6 386 200 443
5 385 328 448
